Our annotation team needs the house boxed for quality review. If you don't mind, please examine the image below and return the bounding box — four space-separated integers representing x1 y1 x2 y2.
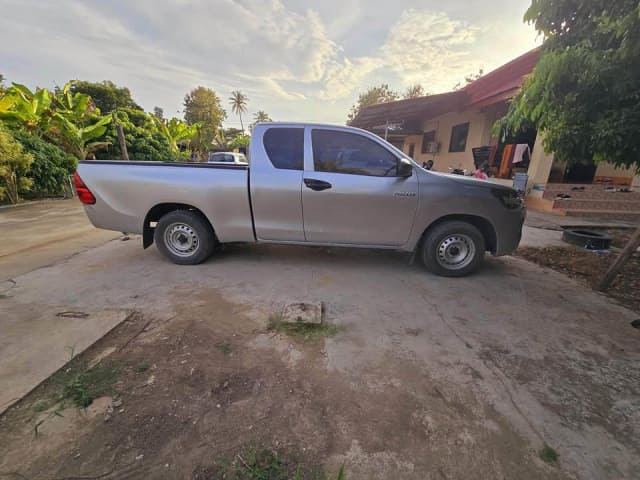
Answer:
351 49 640 219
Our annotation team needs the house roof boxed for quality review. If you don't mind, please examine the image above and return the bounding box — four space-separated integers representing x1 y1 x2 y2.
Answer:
351 48 541 129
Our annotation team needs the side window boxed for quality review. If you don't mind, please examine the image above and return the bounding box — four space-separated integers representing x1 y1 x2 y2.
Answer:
312 130 399 177
263 128 304 170
449 122 469 153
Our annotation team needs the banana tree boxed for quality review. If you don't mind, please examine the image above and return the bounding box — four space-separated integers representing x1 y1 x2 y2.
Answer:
154 116 200 153
52 113 112 159
54 81 94 122
0 83 54 134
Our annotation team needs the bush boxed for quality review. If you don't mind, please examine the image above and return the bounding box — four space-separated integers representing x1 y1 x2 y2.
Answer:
96 108 176 162
0 126 34 204
12 130 77 197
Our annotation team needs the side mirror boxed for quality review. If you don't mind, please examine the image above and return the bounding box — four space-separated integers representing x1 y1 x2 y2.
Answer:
397 158 413 178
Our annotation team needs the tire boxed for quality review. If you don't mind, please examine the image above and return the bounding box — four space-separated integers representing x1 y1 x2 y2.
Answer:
154 210 216 265
421 221 486 277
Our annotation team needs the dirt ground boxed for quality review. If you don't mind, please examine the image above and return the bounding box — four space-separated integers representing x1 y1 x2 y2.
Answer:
517 229 640 313
0 288 568 480
1 210 639 479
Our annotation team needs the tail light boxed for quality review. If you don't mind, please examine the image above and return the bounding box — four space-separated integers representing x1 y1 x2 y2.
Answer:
73 172 96 205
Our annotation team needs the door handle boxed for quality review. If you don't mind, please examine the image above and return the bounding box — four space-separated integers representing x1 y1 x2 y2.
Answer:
304 178 332 191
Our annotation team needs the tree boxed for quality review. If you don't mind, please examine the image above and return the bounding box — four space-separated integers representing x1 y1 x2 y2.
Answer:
96 108 175 162
51 114 112 160
0 73 5 94
70 80 142 113
0 83 55 135
183 86 226 153
501 0 640 289
153 116 200 154
13 130 77 197
0 125 34 204
453 69 484 90
253 110 272 123
153 107 164 120
404 84 427 99
229 90 248 135
347 84 399 124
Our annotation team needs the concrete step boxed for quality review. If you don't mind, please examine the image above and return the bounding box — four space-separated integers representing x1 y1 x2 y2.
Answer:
554 209 640 222
545 183 633 191
552 198 640 211
543 190 640 201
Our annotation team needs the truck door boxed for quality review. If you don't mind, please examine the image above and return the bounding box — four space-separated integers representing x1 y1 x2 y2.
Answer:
250 127 305 241
302 127 419 246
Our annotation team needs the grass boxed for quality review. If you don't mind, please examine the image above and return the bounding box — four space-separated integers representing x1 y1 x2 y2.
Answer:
539 444 559 465
61 361 121 408
135 360 150 373
208 448 345 480
267 314 339 341
215 341 232 355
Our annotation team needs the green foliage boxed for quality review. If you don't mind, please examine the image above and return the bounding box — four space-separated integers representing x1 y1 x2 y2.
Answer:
153 106 164 119
62 361 120 408
0 83 55 134
230 134 250 150
0 73 5 94
0 125 34 203
154 116 200 153
253 110 272 123
12 130 77 197
347 84 399 124
184 86 226 153
70 80 142 113
52 113 112 159
499 0 640 170
539 444 559 464
96 108 175 161
229 90 249 133
267 314 339 341
209 448 345 480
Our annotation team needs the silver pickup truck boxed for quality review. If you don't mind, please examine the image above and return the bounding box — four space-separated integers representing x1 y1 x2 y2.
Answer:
75 123 524 276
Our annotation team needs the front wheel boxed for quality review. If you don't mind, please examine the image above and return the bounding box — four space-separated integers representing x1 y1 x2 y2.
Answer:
154 210 216 265
421 221 485 277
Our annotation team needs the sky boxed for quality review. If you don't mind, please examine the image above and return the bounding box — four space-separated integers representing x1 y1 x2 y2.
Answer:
0 0 540 127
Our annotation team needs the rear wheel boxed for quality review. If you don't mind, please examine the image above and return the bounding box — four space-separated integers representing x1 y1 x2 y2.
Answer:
154 210 216 265
421 221 485 277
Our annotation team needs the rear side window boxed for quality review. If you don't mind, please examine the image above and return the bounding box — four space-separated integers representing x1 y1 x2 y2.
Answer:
263 128 304 170
312 129 399 176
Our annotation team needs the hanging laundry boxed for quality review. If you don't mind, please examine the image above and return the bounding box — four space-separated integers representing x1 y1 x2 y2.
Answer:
513 144 531 164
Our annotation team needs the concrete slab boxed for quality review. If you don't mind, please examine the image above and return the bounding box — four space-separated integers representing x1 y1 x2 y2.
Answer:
519 225 565 248
281 301 323 324
0 302 129 414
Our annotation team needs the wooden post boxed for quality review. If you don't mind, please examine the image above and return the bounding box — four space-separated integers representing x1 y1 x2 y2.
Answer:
116 124 129 160
384 120 389 141
597 226 640 291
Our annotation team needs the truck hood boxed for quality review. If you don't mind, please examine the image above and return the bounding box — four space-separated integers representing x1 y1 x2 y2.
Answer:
431 172 517 193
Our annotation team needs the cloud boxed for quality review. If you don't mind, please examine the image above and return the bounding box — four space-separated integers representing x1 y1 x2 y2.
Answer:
0 0 539 124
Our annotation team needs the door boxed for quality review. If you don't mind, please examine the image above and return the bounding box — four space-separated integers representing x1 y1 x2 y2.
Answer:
302 128 419 246
250 126 305 241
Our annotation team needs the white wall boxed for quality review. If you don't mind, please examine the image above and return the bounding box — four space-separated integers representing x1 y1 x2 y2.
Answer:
402 106 505 172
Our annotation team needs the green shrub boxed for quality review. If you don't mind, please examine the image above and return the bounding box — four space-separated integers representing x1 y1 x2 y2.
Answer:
0 125 33 204
13 130 77 197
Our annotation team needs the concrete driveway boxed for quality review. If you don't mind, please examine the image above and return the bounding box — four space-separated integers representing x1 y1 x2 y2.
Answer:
1 228 638 479
0 199 118 281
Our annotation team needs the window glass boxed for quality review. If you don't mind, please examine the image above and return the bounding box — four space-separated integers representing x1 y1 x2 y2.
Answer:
449 123 470 153
421 130 436 153
312 129 399 177
263 128 304 170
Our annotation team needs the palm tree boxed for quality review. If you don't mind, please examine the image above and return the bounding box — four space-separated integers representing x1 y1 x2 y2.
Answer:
253 110 272 123
229 90 248 134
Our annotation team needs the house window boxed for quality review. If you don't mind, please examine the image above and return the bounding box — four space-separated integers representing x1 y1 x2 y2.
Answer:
421 130 436 154
408 144 415 158
448 123 470 153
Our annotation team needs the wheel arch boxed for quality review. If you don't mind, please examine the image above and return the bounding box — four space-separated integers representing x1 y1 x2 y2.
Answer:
417 214 497 254
143 203 216 249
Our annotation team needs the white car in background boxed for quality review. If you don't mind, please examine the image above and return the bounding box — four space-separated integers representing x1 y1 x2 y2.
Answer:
208 152 248 164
